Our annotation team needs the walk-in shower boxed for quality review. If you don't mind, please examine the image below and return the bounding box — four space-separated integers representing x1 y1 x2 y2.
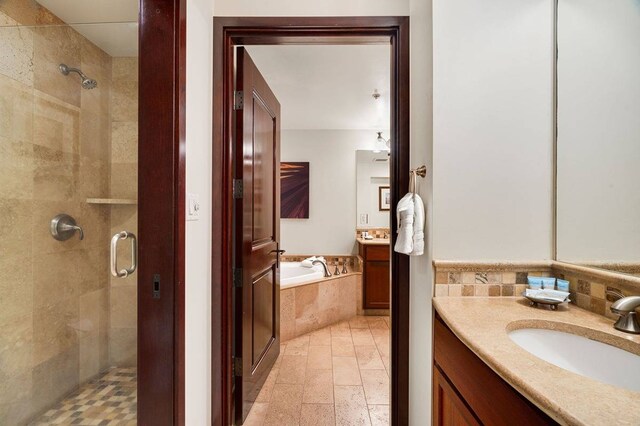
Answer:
59 63 98 89
0 1 139 424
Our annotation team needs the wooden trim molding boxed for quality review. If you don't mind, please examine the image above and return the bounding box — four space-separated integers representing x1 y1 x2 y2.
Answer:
212 16 410 426
138 0 186 424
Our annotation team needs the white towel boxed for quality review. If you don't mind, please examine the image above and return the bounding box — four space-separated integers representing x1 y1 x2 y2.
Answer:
394 192 426 256
394 193 414 254
410 193 425 256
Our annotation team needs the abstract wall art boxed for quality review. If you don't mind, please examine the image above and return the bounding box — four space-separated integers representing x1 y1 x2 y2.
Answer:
281 162 310 218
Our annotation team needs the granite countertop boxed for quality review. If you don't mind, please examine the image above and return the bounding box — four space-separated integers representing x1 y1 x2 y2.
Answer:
356 237 390 246
433 297 640 426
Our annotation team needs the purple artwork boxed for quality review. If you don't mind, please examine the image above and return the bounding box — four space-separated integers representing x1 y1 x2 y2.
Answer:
281 162 309 219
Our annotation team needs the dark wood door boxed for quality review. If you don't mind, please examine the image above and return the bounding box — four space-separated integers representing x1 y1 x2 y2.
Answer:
234 47 281 424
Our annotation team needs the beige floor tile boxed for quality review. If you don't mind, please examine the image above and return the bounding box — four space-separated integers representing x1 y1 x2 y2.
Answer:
307 345 333 370
350 329 375 346
331 326 352 338
244 401 269 426
355 346 385 370
264 383 304 426
334 386 371 426
303 369 334 404
349 316 370 329
300 403 335 426
309 328 332 346
256 367 279 403
367 317 389 330
368 405 389 426
332 336 355 357
245 315 390 425
276 355 307 384
333 357 362 386
361 370 389 405
285 335 310 355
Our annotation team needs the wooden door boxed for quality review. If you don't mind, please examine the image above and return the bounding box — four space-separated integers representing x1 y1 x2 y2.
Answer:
233 47 281 424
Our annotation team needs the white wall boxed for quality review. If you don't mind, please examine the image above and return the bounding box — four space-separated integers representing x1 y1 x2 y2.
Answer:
409 0 433 423
213 2 434 424
280 130 380 255
433 0 554 261
214 0 408 16
556 0 640 263
185 0 213 423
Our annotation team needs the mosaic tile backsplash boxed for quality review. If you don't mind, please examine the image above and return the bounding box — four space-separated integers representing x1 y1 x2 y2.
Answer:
434 261 640 319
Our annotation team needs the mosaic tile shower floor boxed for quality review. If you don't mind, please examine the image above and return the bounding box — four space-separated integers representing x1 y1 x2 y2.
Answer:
30 367 137 425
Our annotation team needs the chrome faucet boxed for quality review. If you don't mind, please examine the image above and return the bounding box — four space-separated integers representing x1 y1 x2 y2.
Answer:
312 259 332 278
609 292 640 334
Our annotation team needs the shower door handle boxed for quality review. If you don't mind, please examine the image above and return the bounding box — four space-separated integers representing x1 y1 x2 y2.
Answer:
111 231 137 278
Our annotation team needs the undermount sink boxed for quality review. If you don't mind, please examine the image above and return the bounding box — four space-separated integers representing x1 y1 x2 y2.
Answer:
508 328 640 393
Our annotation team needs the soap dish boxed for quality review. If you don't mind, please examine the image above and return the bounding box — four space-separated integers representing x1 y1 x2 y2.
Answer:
522 292 570 310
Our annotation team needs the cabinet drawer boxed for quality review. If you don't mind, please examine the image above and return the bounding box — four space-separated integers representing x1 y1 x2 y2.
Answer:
365 245 390 261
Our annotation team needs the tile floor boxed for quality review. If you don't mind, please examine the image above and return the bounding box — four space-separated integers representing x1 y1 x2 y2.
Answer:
30 367 137 425
245 315 391 426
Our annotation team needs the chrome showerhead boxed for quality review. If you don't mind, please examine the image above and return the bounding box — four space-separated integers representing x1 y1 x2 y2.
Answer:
59 63 98 90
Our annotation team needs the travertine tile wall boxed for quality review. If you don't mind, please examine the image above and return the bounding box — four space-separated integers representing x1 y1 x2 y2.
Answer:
434 264 553 297
434 261 640 319
281 274 360 341
108 57 138 367
0 3 112 423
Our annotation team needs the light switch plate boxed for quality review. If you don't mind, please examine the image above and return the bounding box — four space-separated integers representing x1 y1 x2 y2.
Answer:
187 193 200 221
360 213 369 225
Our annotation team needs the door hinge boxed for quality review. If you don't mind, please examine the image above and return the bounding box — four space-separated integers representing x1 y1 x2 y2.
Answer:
233 357 243 377
233 179 243 199
233 90 244 110
233 268 243 288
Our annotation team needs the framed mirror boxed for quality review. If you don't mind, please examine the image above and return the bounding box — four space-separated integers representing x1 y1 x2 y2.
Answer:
555 0 640 277
356 150 390 228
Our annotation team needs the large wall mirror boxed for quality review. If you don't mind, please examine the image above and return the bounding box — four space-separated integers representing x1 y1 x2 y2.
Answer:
356 150 390 229
556 0 640 276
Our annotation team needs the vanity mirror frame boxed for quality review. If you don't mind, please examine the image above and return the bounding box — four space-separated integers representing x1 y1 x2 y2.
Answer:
551 0 640 281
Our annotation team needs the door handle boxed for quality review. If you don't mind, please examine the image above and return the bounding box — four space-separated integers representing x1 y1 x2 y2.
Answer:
111 231 137 278
270 249 286 268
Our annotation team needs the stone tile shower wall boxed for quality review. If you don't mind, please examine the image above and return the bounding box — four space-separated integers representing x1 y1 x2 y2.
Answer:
0 3 136 423
108 58 138 367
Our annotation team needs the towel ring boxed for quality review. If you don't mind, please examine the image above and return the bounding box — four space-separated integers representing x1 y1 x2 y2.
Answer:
409 165 427 193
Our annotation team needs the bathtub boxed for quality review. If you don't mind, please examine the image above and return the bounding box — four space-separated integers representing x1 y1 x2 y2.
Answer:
280 262 325 288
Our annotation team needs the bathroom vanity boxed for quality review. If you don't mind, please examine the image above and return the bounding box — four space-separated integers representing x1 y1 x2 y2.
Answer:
432 298 640 425
357 238 390 309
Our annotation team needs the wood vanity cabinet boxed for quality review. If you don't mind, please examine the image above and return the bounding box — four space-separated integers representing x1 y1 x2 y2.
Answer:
358 243 390 309
433 314 557 426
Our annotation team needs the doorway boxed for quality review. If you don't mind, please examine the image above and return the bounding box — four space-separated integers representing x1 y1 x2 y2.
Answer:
212 17 410 425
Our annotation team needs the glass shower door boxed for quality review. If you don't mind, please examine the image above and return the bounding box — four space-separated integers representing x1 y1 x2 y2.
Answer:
0 1 139 424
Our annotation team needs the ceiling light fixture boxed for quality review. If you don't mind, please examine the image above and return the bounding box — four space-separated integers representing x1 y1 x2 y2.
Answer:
375 131 391 152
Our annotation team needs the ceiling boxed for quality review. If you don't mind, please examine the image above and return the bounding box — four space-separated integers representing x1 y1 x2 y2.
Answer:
245 45 391 130
36 0 138 57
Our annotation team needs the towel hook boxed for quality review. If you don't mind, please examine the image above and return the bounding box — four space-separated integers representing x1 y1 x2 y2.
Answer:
409 165 427 193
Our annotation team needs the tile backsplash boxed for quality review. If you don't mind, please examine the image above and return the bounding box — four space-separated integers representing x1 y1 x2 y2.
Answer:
356 227 390 239
433 260 640 319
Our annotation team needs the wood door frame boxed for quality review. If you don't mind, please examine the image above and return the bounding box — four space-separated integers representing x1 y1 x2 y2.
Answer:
138 0 186 424
212 16 410 425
